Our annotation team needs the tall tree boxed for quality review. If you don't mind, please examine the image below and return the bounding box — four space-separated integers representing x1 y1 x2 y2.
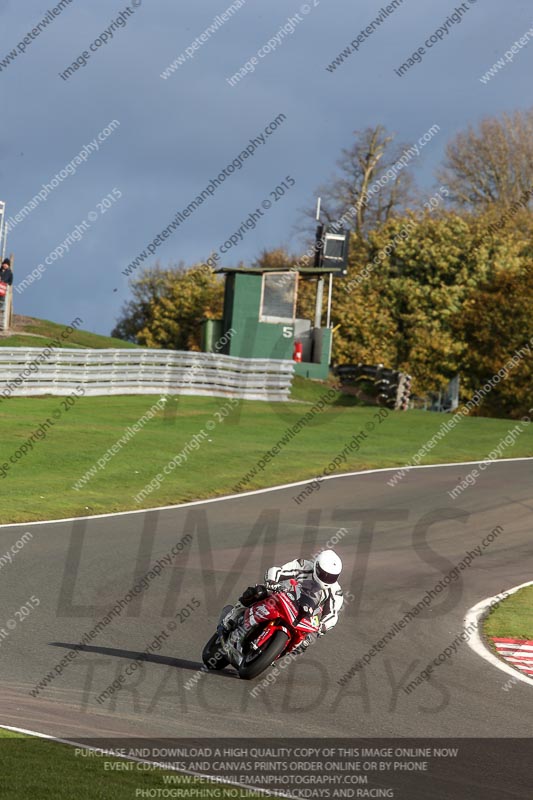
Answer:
111 263 170 343
438 109 533 211
328 208 533 400
303 125 416 238
452 264 533 419
112 263 224 350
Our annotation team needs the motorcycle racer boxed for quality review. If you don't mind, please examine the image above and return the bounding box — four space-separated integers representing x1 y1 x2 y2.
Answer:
218 550 344 654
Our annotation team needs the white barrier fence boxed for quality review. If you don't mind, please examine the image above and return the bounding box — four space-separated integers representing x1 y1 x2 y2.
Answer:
0 287 12 333
0 348 295 401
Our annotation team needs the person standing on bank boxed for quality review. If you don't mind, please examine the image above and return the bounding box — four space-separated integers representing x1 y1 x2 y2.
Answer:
0 258 13 287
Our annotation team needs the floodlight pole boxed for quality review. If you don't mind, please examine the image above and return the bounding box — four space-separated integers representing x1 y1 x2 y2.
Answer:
0 201 6 261
326 272 333 328
314 197 324 329
314 278 324 328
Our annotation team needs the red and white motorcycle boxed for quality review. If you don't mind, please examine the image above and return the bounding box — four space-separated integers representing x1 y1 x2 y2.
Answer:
202 579 322 680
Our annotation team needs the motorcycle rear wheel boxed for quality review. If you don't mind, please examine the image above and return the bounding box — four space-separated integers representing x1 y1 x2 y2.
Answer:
238 630 289 680
202 633 229 670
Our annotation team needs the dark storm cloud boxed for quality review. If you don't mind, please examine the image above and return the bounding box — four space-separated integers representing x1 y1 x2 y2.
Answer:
0 0 530 334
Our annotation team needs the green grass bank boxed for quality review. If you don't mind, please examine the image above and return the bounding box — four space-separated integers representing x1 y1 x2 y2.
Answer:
1 376 531 524
0 728 277 800
484 586 533 641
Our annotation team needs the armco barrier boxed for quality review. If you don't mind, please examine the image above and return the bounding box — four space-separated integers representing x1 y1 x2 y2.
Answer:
0 348 295 401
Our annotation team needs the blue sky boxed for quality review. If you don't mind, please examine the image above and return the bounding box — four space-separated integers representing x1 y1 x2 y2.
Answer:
1 0 531 335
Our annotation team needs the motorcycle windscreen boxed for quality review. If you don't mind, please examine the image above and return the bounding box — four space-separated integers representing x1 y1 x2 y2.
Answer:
290 578 323 622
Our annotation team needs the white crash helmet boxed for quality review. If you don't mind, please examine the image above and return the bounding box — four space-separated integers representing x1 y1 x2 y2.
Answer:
313 550 342 588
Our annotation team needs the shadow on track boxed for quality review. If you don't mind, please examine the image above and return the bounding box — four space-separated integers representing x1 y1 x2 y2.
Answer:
49 642 239 678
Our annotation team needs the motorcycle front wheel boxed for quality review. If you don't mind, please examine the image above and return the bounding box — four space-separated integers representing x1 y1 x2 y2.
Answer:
238 629 289 680
202 633 229 670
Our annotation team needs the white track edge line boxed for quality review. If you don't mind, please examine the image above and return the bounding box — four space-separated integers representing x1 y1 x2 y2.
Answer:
0 724 298 799
465 581 533 688
1 456 532 530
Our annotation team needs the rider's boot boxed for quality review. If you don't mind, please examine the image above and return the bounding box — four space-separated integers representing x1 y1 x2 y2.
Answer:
217 602 244 636
292 634 312 656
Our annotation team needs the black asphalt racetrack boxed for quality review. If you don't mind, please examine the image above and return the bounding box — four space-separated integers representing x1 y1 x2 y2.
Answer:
0 459 531 796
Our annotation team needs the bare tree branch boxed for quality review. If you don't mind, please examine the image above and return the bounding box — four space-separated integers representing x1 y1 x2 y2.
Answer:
438 109 533 210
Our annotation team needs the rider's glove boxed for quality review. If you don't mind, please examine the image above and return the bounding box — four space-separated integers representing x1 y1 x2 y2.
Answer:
265 579 282 592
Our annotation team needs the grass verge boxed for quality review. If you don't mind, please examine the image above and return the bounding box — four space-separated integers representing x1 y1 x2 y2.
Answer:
0 382 531 524
484 586 533 640
0 728 278 799
0 315 138 349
